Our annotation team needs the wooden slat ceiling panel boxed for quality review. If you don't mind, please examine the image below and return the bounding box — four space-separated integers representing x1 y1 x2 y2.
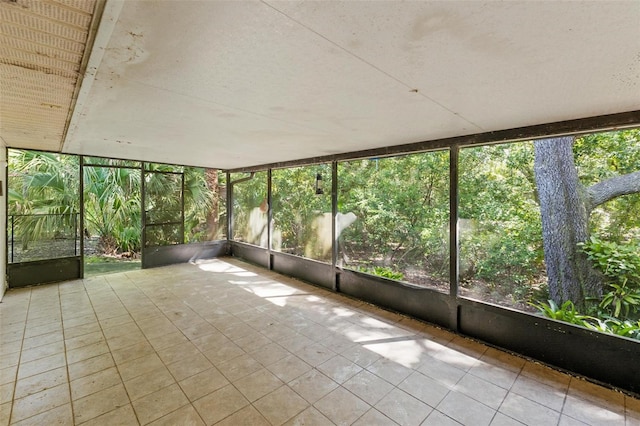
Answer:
0 0 97 151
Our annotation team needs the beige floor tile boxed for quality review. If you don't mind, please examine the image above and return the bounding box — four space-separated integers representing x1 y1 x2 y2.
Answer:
62 313 98 329
248 342 291 367
627 395 640 425
216 353 262 382
283 406 335 426
267 355 312 383
157 341 201 365
190 331 228 353
567 377 625 411
454 373 508 409
289 369 339 404
98 313 134 330
111 341 155 365
352 408 398 426
17 353 66 380
500 392 561 425
72 383 130 424
146 331 189 352
314 386 371 426
102 322 142 340
215 405 270 426
234 368 284 402
468 359 519 390
10 383 70 423
254 385 310 426
437 391 495 426
0 340 23 358
125 366 175 401
520 362 571 391
167 353 213 382
132 383 189 425
0 350 20 369
66 341 110 365
317 355 362 384
14 366 67 399
179 367 229 402
21 332 63 351
294 343 336 367
118 353 165 382
0 365 18 386
375 388 432 425
417 355 465 388
0 401 11 425
10 402 73 426
509 374 567 412
193 384 249 425
202 342 245 365
106 329 147 351
24 322 62 339
80 403 139 426
562 394 625 425
70 366 122 400
398 371 449 408
557 414 590 426
20 340 65 364
65 331 105 351
68 353 115 381
0 381 13 404
63 322 102 340
147 404 204 426
366 357 413 386
343 370 395 406
489 412 525 426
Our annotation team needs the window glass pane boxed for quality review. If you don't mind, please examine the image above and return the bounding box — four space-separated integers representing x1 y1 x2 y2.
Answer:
8 150 80 263
459 142 542 310
272 164 332 261
231 171 268 247
184 168 227 242
458 129 640 342
338 151 450 291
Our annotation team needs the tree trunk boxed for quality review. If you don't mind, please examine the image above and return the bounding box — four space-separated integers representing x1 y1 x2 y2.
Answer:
205 168 220 240
533 137 602 308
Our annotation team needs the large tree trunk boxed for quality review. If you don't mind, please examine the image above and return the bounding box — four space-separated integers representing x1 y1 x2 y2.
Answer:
533 137 602 308
205 168 220 240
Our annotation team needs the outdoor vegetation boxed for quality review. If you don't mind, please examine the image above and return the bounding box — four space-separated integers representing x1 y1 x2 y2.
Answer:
232 129 640 340
7 129 640 339
8 151 226 273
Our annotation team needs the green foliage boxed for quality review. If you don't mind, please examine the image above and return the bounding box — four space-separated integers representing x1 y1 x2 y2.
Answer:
338 152 450 281
579 236 640 318
9 151 225 258
599 283 640 318
532 300 594 326
533 300 640 340
579 236 640 285
359 266 405 281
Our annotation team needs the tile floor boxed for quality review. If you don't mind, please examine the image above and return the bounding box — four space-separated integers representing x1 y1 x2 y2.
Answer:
1 257 638 426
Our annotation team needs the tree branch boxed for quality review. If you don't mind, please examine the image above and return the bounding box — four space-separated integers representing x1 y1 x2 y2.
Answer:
586 170 640 212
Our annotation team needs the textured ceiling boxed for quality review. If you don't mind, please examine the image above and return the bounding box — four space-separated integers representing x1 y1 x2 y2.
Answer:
0 0 98 151
2 1 639 169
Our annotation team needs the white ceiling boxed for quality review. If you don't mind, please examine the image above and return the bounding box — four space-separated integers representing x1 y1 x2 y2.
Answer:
3 1 640 169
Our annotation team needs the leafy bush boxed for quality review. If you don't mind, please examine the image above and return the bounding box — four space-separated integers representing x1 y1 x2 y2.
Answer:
579 236 640 318
532 300 640 340
532 300 595 326
579 236 640 286
359 266 405 281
